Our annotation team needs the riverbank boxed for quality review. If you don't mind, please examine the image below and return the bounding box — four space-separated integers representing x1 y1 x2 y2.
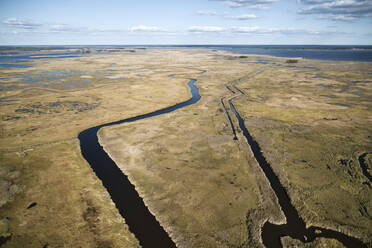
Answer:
0 49 212 247
1 48 371 247
230 57 372 245
98 51 372 247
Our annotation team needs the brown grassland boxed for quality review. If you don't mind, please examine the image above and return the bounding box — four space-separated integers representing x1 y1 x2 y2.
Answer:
0 49 371 247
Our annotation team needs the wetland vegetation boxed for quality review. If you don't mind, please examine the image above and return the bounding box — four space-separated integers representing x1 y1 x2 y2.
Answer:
0 48 371 248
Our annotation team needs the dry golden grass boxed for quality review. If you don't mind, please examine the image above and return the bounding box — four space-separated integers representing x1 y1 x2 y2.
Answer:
1 48 371 247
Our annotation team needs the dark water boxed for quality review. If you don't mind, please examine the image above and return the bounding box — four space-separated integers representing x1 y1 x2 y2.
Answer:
78 79 200 248
192 45 372 62
2 45 371 64
241 60 271 65
159 45 372 62
220 94 238 141
358 153 372 183
0 51 80 62
0 51 80 68
0 63 32 68
227 87 366 247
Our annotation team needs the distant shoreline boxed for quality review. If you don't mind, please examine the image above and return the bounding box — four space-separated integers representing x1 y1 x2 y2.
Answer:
1 45 372 62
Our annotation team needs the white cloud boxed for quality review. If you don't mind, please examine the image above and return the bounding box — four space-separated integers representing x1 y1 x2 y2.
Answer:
298 0 372 21
129 25 168 32
317 14 356 22
187 25 346 36
227 2 245 7
48 24 83 33
231 26 272 33
212 0 278 8
188 26 225 32
197 11 257 20
196 10 218 16
3 18 41 29
248 4 271 10
230 26 347 35
225 14 257 20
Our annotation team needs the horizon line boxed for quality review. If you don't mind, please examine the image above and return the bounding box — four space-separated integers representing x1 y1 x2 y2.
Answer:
1 44 372 47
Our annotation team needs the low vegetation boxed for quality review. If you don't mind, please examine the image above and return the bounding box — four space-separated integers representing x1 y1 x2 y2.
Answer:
1 48 371 247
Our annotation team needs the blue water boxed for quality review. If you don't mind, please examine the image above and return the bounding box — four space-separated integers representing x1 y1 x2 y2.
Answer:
0 63 32 68
204 45 372 62
78 79 199 248
0 51 80 62
156 45 372 62
1 45 371 67
0 51 81 68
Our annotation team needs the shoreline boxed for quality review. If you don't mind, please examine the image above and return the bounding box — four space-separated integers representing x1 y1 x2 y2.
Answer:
1 48 371 247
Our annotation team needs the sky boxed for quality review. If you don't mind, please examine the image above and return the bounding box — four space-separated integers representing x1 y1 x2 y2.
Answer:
0 0 371 45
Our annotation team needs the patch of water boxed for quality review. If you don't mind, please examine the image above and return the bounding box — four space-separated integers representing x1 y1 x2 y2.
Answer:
0 63 32 68
312 75 326 79
0 97 17 102
104 77 126 81
63 80 90 87
0 52 81 69
78 79 200 248
318 84 334 88
240 61 270 65
321 95 336 98
23 88 57 93
333 103 349 107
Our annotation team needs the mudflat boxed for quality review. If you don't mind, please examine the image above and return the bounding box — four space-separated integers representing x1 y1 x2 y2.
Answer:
1 48 371 247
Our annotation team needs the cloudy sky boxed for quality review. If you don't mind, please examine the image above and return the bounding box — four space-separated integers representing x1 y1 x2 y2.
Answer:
0 0 371 45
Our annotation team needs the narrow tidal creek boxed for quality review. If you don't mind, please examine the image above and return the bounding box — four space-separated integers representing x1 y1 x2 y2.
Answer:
78 79 200 248
78 72 366 248
224 71 366 248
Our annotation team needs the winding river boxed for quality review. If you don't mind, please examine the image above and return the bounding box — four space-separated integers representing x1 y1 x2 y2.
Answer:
78 70 367 248
78 79 200 248
223 70 367 248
